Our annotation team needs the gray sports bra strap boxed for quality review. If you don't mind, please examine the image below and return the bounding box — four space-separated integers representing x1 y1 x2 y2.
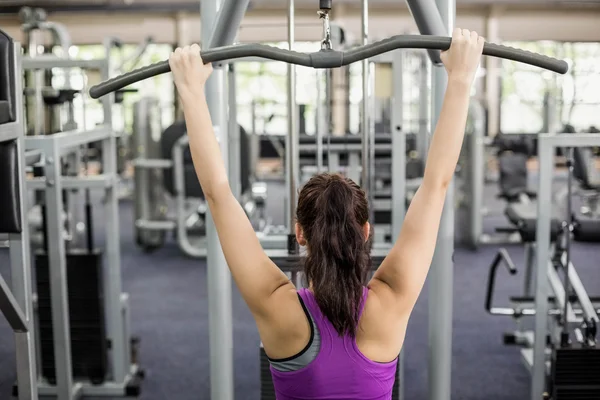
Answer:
269 295 321 372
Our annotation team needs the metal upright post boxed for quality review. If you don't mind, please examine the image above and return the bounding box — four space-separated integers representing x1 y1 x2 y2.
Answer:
468 100 485 248
286 0 299 251
201 0 234 398
316 71 324 173
7 42 39 400
428 0 454 399
390 49 406 400
531 136 553 400
360 0 372 201
228 64 241 199
404 0 446 64
417 54 430 157
100 58 128 384
43 139 74 400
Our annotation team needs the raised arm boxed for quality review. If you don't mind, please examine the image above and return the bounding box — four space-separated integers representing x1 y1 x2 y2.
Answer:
370 28 484 315
169 45 291 318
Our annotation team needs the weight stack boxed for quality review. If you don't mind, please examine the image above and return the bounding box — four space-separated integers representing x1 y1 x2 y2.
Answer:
35 249 108 384
551 346 600 400
260 344 401 399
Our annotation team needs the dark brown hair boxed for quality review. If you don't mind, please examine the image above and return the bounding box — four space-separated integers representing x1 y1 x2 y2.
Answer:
296 173 371 337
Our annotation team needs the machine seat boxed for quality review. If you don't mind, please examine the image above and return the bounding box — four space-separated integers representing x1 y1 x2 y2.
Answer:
505 202 562 242
573 213 600 243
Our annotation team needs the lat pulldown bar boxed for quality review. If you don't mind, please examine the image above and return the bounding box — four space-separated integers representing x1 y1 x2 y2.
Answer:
89 35 568 99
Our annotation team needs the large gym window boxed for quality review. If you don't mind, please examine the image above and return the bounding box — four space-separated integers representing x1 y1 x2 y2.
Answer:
50 43 175 133
500 41 600 134
235 41 322 137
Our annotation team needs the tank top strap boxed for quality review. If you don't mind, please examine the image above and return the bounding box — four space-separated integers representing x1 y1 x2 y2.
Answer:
297 288 335 352
297 287 370 340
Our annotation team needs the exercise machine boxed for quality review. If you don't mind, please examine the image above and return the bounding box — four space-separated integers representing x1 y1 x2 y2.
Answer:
571 145 600 242
20 7 85 248
485 133 600 400
89 0 568 398
20 41 143 400
130 89 268 256
0 29 39 400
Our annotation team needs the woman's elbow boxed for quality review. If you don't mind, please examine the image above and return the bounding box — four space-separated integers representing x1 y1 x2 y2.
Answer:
203 179 232 202
422 174 452 192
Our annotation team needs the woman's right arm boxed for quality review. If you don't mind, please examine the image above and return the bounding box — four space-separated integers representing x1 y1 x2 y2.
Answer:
369 28 484 316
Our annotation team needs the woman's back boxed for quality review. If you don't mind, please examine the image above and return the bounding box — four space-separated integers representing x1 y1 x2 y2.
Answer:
269 288 398 400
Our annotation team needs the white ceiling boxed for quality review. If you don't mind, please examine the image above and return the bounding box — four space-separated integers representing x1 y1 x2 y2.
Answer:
2 0 600 10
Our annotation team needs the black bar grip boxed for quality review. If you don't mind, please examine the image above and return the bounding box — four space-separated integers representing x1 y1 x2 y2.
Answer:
89 34 568 99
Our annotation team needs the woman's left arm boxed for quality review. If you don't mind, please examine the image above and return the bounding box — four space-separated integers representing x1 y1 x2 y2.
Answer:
170 46 292 318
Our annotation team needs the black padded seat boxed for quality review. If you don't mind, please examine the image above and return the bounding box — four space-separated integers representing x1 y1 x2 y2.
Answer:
573 213 600 243
505 202 562 242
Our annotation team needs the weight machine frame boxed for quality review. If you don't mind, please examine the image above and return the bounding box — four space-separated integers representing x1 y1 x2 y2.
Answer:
530 133 600 400
88 0 568 398
485 132 600 400
0 40 39 400
20 55 140 400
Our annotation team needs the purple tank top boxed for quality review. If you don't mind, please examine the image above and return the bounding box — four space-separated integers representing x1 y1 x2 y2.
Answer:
270 287 397 400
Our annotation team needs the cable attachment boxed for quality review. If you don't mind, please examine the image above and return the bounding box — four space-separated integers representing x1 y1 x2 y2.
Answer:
318 9 332 50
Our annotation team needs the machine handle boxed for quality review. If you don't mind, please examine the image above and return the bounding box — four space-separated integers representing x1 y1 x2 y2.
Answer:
485 248 518 315
90 34 568 99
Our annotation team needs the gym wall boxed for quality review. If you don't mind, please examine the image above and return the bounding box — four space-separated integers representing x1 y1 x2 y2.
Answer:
0 7 599 46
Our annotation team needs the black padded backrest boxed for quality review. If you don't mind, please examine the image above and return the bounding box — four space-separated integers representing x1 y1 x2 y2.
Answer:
498 152 529 200
160 121 252 197
0 140 22 233
161 120 192 162
0 29 16 125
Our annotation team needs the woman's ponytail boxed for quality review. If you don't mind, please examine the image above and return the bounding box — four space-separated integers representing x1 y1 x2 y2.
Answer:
296 174 371 337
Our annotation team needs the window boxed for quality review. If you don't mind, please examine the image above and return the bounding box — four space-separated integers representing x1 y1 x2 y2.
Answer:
500 41 600 133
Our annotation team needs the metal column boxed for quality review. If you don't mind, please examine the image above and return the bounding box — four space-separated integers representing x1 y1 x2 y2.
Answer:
228 65 241 199
531 136 556 400
428 0 454 399
208 0 251 49
390 49 406 400
6 42 39 400
43 141 75 400
468 101 485 248
202 0 234 397
286 0 299 240
404 0 446 64
417 54 430 159
100 59 128 384
360 0 372 197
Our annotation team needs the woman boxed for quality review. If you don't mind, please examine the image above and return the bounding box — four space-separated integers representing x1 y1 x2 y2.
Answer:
169 27 484 400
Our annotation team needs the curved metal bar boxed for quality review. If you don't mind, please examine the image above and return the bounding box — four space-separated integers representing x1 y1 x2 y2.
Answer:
89 34 568 99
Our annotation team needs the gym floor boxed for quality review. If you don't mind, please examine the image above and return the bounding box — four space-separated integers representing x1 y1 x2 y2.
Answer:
1 177 598 400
